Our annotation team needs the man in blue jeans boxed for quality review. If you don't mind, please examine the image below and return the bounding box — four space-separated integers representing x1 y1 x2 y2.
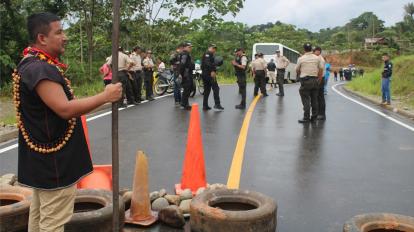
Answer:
381 53 393 105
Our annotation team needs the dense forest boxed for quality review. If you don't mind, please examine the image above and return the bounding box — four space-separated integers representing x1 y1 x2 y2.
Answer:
1 0 414 87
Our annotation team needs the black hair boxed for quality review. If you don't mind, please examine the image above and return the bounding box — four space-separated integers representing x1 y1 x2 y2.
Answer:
313 46 322 52
27 12 61 43
133 46 141 52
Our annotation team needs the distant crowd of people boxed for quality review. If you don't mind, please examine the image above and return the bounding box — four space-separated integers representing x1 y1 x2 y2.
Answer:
99 42 393 120
98 43 336 120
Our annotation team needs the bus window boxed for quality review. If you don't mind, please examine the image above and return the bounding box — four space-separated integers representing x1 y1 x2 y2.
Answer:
256 45 279 55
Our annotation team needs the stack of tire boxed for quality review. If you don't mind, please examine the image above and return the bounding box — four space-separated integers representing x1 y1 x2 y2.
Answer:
0 186 124 232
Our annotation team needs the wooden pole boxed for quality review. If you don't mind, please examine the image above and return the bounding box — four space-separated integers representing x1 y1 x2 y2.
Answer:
111 0 121 231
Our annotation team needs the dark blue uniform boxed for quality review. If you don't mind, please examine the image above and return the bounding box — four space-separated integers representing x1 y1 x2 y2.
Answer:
201 51 221 109
179 51 194 109
234 55 248 108
170 51 182 104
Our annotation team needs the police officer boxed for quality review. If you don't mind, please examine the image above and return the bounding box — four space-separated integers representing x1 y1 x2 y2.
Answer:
178 42 194 110
275 50 290 96
107 46 135 107
296 43 324 123
201 44 224 111
170 44 183 106
313 46 326 120
232 48 248 109
130 46 143 103
381 53 393 105
251 53 268 97
143 50 155 101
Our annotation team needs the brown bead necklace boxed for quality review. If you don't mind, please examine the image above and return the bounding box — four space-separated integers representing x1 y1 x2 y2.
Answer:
13 47 76 154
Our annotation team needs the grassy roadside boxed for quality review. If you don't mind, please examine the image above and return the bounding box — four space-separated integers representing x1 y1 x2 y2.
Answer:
346 55 414 110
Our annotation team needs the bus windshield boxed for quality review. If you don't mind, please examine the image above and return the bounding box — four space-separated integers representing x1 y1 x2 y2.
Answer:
256 45 279 55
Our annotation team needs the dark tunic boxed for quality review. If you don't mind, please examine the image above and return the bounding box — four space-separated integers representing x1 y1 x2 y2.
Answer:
17 56 93 190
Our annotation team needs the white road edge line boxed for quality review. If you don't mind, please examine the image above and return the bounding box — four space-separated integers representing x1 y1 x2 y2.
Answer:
0 93 173 154
332 83 414 133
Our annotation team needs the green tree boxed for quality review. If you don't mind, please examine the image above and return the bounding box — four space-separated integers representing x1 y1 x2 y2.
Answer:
404 2 414 18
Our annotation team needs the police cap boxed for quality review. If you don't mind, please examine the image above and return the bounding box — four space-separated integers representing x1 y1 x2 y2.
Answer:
303 42 312 52
183 42 193 47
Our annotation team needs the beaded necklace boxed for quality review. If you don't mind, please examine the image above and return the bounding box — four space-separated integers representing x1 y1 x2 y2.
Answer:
12 47 76 154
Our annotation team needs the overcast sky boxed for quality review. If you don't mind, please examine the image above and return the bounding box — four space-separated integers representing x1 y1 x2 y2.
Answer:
188 0 412 32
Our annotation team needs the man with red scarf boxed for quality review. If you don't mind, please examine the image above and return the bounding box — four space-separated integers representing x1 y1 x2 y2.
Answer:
15 13 121 231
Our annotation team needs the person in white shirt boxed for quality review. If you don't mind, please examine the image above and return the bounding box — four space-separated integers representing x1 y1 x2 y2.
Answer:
143 50 155 101
130 46 144 103
106 47 135 106
157 58 166 73
275 50 290 96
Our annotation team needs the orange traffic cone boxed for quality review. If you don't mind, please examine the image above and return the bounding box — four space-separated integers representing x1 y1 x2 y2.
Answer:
175 103 207 195
77 115 113 191
125 151 157 226
77 164 112 190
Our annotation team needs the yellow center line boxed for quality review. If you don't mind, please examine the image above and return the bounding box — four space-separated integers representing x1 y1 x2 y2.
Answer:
227 95 261 189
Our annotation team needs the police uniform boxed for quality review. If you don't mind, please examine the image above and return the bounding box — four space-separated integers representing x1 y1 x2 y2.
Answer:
178 44 194 110
143 55 155 100
296 45 324 123
381 59 393 104
107 51 135 105
201 47 222 110
234 51 248 109
170 49 182 104
130 51 143 103
275 53 290 96
251 54 268 96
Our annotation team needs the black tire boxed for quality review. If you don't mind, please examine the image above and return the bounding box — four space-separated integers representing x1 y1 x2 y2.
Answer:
190 188 277 232
0 186 32 232
343 213 414 232
65 189 125 232
197 78 204 95
154 78 168 96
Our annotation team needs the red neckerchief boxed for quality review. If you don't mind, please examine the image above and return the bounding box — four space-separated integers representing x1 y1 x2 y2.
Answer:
23 46 68 70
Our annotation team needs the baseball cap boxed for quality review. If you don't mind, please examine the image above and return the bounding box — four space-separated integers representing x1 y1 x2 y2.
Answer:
209 43 217 48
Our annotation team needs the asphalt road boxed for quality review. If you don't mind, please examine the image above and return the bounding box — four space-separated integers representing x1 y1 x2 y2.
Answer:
1 81 414 232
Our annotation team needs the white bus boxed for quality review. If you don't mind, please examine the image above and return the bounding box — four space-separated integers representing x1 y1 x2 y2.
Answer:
252 43 301 82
